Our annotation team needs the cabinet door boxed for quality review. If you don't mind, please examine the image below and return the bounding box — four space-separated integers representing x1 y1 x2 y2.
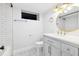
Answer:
51 46 61 56
44 42 51 56
62 52 72 56
61 43 78 56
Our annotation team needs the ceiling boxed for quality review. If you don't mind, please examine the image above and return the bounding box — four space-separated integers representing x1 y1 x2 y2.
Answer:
13 3 57 13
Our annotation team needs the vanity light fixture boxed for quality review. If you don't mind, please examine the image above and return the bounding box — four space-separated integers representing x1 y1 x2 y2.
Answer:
67 6 73 10
72 3 79 7
64 10 68 13
53 3 73 14
63 6 73 13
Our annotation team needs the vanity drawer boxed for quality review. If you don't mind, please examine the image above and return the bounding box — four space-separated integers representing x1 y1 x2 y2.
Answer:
61 43 78 55
44 36 60 48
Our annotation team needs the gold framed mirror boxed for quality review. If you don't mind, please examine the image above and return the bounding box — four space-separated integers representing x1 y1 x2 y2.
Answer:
55 3 79 32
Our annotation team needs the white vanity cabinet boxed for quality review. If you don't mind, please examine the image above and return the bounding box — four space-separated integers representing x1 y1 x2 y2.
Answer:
43 35 79 56
61 52 72 56
51 46 61 56
43 36 61 56
61 43 78 56
44 42 61 56
44 42 51 56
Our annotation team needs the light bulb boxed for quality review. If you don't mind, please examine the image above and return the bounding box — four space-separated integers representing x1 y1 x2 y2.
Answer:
64 10 68 13
67 6 72 10
73 3 79 7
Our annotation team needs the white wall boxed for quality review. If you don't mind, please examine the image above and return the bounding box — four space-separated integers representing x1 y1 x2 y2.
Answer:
42 10 58 34
13 7 43 52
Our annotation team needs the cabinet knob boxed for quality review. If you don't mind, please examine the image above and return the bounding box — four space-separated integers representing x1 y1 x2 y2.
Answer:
67 48 70 51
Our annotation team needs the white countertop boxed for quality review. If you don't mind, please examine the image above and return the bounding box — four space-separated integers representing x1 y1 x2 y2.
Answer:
44 33 79 48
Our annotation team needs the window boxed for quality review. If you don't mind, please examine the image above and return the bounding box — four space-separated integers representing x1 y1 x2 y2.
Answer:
21 11 38 20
